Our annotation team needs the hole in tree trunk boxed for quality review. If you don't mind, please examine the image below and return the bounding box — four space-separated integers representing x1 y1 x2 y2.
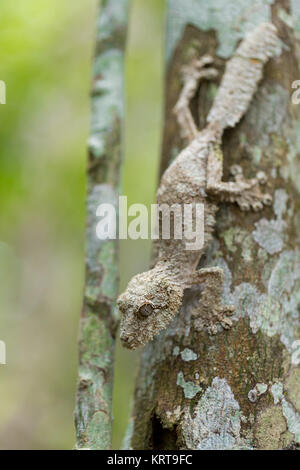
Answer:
150 414 179 450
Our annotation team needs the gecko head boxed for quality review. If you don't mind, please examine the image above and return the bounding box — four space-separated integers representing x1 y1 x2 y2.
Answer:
117 269 183 350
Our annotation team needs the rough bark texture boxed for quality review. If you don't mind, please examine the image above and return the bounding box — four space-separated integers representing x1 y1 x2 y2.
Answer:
75 0 129 450
126 0 300 450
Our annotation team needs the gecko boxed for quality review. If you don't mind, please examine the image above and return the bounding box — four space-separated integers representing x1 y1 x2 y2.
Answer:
118 23 279 349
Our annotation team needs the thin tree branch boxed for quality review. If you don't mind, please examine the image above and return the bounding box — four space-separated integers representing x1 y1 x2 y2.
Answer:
75 0 129 450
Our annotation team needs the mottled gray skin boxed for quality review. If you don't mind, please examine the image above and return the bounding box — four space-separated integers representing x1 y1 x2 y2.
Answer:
118 23 279 350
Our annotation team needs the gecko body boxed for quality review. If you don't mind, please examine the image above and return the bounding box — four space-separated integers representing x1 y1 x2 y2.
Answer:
118 23 279 349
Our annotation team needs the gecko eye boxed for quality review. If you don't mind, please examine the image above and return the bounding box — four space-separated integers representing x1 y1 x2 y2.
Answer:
138 303 154 318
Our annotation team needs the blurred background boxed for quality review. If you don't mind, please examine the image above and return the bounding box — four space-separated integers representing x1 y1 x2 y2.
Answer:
0 0 164 449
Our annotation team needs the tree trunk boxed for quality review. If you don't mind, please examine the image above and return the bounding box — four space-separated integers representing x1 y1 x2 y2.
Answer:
75 0 129 450
126 0 300 450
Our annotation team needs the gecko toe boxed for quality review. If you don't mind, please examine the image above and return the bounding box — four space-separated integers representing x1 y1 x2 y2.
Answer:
230 164 243 176
263 193 272 206
225 305 235 315
221 317 233 329
239 201 251 211
252 201 264 211
257 171 267 184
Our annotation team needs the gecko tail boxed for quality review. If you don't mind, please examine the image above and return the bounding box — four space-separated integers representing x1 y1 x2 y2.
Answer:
207 22 278 131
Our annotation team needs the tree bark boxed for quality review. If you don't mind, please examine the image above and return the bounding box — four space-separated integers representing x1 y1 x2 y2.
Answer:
127 0 300 450
75 0 129 450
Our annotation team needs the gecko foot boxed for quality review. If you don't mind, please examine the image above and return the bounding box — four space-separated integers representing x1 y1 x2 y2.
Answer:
189 267 235 334
213 303 235 332
229 165 272 211
235 185 272 212
194 302 235 335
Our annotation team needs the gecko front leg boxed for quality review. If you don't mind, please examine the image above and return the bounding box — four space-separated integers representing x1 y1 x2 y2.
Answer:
206 144 272 211
188 267 234 334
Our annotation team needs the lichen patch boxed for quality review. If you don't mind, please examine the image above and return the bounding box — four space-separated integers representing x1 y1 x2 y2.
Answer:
181 377 250 450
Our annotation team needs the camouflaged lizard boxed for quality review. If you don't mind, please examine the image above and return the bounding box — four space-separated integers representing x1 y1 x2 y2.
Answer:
118 23 279 349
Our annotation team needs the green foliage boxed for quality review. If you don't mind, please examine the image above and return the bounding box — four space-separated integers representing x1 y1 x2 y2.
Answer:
0 0 97 450
0 0 165 449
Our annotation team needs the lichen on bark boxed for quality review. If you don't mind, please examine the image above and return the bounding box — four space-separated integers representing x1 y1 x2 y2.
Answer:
126 0 300 451
75 0 129 450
